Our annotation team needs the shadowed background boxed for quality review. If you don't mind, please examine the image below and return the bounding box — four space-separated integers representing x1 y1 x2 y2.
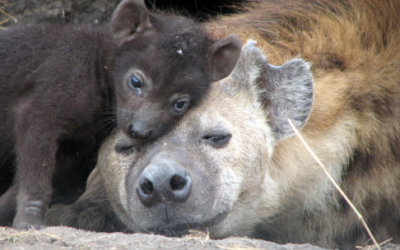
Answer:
0 0 248 27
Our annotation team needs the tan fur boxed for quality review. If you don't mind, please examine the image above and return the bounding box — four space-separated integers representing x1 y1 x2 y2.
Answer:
46 0 400 248
200 0 400 247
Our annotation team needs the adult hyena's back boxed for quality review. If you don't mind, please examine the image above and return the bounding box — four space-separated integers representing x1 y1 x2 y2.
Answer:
207 0 400 247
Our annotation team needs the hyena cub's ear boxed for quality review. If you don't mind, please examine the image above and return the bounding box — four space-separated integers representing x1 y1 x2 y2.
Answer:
235 40 314 140
208 34 242 82
111 0 152 42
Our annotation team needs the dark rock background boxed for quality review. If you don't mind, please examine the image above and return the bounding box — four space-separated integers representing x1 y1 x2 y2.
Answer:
0 0 247 28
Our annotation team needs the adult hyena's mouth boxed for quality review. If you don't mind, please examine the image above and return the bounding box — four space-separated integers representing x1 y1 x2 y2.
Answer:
140 211 229 237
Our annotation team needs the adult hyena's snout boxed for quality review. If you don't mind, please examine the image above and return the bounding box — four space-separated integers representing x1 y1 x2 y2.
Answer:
137 159 192 207
124 147 232 235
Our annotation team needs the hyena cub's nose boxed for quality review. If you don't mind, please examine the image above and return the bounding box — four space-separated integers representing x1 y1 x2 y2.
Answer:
137 161 192 207
128 123 153 139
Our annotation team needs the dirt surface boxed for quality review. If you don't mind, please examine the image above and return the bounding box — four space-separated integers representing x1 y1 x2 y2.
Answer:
1 226 399 250
0 226 332 250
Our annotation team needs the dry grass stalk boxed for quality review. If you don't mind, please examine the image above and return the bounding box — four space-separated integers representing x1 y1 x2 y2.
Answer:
31 226 63 242
0 8 17 22
287 118 381 250
0 17 9 26
186 229 210 246
0 227 63 244
0 231 30 242
358 238 393 250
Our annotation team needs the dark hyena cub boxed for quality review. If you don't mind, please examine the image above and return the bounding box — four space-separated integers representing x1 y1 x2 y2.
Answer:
0 0 241 229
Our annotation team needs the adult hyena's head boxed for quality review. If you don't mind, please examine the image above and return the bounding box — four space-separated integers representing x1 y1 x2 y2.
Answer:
110 0 241 141
99 41 313 237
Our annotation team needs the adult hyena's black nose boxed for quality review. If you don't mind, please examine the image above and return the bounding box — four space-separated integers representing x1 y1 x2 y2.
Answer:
137 160 192 207
128 123 153 140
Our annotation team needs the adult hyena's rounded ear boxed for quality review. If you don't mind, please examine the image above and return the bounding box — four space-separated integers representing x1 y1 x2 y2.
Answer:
263 59 313 141
111 0 152 42
208 34 242 82
232 40 313 141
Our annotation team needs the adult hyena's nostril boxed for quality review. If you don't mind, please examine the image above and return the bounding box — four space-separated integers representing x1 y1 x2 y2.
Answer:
170 174 191 203
170 175 186 190
136 161 192 207
139 179 153 195
137 177 155 206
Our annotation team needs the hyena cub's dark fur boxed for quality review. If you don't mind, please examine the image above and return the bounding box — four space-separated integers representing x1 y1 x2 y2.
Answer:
0 0 241 229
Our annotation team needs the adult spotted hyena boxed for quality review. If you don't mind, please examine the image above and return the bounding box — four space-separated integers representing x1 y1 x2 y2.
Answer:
46 0 400 249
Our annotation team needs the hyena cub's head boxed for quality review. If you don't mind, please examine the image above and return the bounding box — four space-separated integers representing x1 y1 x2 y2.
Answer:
110 0 242 140
99 40 313 237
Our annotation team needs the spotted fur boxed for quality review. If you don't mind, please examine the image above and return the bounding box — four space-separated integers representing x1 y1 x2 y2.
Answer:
46 0 400 249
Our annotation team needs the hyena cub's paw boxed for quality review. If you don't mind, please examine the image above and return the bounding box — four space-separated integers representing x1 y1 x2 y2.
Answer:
13 200 47 230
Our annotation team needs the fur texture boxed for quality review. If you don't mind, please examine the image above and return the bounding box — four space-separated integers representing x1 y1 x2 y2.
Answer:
46 0 400 249
0 0 241 229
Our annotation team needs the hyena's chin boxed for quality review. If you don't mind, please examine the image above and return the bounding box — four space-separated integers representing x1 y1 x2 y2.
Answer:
139 211 229 237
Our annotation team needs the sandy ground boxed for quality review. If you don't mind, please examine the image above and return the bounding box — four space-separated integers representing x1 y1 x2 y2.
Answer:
0 226 331 250
1 226 400 250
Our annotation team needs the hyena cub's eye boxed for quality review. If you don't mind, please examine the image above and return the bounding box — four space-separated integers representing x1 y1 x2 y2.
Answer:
128 74 143 90
172 98 189 114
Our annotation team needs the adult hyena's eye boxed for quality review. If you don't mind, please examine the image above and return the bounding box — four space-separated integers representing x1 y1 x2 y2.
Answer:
203 133 232 148
128 74 143 89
